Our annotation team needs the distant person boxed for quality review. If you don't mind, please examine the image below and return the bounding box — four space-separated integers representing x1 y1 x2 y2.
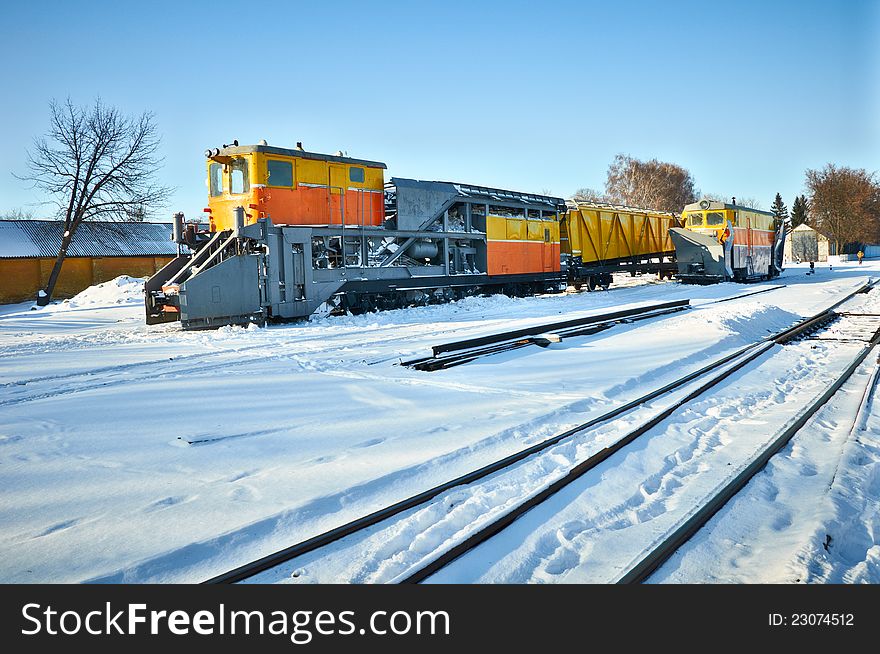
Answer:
858 250 864 265
809 261 815 275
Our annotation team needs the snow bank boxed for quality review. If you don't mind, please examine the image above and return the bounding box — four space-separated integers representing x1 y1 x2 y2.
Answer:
60 275 146 310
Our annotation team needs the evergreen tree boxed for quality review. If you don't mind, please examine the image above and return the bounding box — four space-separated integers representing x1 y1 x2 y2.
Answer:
770 192 788 222
791 194 809 228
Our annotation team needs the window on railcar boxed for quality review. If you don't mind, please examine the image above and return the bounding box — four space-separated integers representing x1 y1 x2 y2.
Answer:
489 205 524 218
706 211 725 226
209 163 223 197
349 167 365 183
687 212 704 226
267 159 293 187
230 158 250 195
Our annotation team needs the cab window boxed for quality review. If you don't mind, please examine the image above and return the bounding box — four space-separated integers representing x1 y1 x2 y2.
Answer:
706 211 724 226
349 167 365 183
267 159 293 187
209 163 223 197
230 159 249 194
687 212 704 226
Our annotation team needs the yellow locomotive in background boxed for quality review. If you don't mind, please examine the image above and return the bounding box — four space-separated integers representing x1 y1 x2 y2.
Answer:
670 199 788 283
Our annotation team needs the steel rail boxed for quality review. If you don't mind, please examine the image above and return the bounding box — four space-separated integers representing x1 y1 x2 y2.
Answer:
408 305 689 371
206 282 872 584
404 284 788 372
702 284 786 304
206 336 765 584
426 285 787 359
617 319 880 584
851 353 880 434
428 300 690 357
397 311 840 583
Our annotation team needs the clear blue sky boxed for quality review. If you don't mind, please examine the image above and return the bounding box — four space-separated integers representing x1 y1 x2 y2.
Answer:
1 0 877 217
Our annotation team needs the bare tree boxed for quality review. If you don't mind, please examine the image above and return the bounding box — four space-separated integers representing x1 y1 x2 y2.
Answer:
736 196 763 210
805 164 880 252
18 98 171 304
694 193 764 209
604 154 696 213
3 207 38 220
571 187 609 203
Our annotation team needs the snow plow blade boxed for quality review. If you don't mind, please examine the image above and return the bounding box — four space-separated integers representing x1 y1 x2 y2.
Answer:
669 227 728 284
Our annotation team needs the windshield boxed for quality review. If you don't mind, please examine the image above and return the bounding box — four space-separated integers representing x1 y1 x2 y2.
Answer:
209 163 223 197
706 211 725 226
687 212 704 226
230 158 249 195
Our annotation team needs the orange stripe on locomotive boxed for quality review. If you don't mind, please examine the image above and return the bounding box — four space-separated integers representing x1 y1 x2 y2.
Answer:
731 227 775 247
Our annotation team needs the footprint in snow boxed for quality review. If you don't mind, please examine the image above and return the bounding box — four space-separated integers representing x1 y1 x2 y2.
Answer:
143 495 192 512
354 438 385 449
33 518 81 538
226 469 259 483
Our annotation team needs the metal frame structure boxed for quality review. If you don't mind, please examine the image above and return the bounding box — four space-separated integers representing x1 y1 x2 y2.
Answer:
146 178 567 329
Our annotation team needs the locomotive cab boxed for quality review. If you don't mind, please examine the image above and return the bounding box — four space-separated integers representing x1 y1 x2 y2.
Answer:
204 143 387 232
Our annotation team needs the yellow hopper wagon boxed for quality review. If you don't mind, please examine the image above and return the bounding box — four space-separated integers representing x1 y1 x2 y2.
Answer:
561 201 680 290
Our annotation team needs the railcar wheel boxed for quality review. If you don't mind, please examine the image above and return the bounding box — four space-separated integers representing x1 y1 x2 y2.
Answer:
586 276 597 292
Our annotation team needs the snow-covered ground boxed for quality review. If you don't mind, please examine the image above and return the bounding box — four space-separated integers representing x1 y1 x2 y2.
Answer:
650 321 880 584
0 263 878 583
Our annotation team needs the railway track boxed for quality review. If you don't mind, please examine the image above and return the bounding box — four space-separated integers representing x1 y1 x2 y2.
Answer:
401 300 689 371
617 307 880 583
2 285 786 408
204 281 869 584
402 285 786 371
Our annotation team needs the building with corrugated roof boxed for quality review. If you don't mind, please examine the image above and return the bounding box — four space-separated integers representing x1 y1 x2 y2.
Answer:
0 219 177 303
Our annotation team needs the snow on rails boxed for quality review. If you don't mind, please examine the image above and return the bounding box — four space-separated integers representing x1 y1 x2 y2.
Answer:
202 281 880 584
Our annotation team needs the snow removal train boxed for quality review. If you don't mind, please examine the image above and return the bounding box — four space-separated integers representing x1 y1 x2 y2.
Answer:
144 142 787 330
